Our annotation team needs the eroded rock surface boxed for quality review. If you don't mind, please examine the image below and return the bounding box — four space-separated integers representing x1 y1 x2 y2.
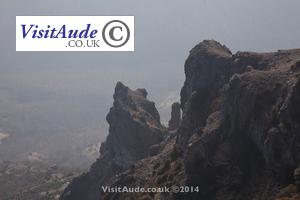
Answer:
62 40 300 200
168 102 181 131
60 82 165 200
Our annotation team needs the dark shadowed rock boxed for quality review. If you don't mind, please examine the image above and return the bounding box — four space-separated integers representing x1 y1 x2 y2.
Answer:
294 166 300 192
178 40 233 148
168 102 181 131
181 42 300 200
62 40 300 200
180 40 232 108
60 82 164 200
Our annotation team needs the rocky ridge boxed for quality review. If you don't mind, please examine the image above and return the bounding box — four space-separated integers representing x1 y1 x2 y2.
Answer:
62 40 300 200
60 82 165 200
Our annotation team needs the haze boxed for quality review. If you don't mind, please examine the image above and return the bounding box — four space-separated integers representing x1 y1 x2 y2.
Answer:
0 0 299 169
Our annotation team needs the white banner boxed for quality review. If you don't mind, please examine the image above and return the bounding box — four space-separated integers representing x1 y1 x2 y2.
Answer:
16 16 134 51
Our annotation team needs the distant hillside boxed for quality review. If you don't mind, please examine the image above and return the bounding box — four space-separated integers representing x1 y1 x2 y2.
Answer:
0 160 79 200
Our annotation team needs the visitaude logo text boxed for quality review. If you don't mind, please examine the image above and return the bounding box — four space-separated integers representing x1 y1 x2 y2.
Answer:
16 16 134 51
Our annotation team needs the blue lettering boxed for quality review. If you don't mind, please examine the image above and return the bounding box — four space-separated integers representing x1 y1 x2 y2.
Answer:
20 24 98 39
21 24 35 39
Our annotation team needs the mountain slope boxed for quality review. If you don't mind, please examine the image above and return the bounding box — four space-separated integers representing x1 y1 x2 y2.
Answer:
62 40 300 200
60 82 165 200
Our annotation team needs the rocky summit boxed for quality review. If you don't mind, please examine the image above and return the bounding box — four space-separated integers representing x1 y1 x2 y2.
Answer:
60 82 165 200
61 40 300 200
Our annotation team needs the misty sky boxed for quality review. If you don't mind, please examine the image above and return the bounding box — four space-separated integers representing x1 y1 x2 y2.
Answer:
0 0 300 167
1 0 300 71
1 0 300 98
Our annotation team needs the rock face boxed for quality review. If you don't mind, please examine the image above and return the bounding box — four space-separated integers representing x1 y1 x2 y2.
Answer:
295 167 300 192
60 82 164 200
62 40 300 200
178 40 233 147
182 42 300 200
168 102 181 131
